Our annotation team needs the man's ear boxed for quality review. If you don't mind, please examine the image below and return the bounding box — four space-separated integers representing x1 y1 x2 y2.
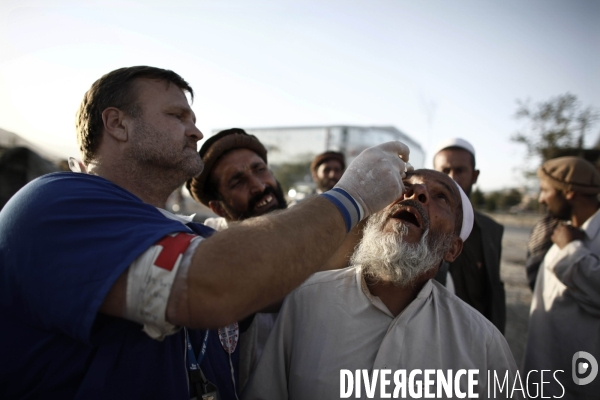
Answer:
443 237 464 263
471 169 480 185
208 200 227 218
101 107 129 142
565 190 576 201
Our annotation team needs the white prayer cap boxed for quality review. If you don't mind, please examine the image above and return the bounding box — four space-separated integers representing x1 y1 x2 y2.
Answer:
434 138 476 158
453 180 474 241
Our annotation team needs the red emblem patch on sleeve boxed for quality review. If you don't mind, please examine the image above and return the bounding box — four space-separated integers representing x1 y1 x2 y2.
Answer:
154 233 196 271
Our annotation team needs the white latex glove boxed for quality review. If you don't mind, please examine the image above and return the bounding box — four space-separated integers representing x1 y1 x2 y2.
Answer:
68 157 88 173
334 141 410 218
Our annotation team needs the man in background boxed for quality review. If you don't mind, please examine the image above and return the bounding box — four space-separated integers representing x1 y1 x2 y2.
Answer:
523 156 600 399
433 138 506 333
187 128 287 229
311 150 345 193
186 127 286 391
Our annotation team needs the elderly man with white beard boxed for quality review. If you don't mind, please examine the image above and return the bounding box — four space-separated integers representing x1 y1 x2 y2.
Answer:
243 169 520 400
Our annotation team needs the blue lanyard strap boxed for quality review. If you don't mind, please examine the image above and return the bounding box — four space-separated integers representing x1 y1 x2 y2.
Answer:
185 328 209 370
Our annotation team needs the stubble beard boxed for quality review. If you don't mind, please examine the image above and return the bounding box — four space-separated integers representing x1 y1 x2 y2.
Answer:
128 118 204 184
317 177 338 193
353 207 454 288
549 197 573 221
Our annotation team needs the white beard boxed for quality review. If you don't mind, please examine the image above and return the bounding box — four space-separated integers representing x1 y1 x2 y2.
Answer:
352 209 454 287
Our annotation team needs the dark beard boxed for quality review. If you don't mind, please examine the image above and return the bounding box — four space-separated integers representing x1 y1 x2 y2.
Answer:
548 202 572 221
317 177 338 193
221 182 288 221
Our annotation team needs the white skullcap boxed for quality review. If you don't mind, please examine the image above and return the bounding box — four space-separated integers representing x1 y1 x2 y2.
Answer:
434 138 476 158
453 180 474 241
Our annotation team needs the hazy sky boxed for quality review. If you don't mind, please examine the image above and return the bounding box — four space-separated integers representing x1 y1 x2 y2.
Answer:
1 0 598 191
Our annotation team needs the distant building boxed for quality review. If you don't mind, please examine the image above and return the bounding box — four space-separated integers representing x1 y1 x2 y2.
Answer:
233 125 425 168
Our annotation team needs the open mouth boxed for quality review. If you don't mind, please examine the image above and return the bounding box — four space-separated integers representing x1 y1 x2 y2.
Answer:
254 194 275 210
391 208 422 228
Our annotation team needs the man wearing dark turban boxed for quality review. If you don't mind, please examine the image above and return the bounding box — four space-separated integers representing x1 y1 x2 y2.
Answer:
523 156 600 399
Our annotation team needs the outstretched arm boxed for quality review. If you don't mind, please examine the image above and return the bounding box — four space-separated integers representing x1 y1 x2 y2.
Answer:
102 141 410 330
182 196 346 328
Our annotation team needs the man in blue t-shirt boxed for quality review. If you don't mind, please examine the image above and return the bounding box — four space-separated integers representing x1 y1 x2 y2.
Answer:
0 66 412 399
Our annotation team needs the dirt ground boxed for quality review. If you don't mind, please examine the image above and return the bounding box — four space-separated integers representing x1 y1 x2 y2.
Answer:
487 212 540 367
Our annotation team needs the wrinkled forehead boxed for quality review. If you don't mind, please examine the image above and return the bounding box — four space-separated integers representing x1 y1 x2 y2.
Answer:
403 169 462 204
212 148 265 172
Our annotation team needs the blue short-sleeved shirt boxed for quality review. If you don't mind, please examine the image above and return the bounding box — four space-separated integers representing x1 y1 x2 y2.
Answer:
0 172 220 399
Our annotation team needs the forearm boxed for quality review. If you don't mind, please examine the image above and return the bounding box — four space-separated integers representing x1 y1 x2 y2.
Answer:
552 241 600 314
183 196 346 328
321 218 366 271
103 140 409 332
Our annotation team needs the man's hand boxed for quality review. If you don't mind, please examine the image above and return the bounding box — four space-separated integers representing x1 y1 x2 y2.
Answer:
552 224 586 249
335 141 410 218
